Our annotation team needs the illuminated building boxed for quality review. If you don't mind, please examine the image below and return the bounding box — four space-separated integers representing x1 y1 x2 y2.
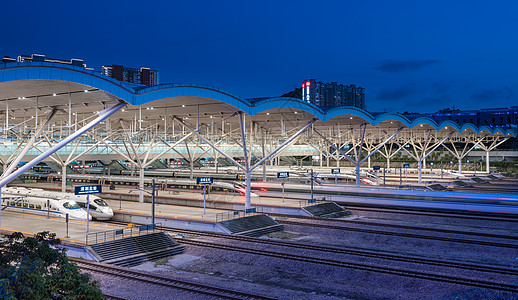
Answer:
102 65 159 86
301 79 365 109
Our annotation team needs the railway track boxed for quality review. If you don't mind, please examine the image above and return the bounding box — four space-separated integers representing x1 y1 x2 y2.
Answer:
73 258 275 300
272 215 518 241
179 239 518 293
279 219 518 249
343 205 518 222
163 227 518 276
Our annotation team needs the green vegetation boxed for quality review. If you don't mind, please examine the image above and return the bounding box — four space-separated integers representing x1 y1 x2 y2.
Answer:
0 231 104 299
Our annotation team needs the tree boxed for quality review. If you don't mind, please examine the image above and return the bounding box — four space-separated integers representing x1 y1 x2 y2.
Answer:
0 231 104 299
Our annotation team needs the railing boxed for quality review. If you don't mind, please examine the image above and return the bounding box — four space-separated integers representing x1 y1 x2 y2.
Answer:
301 197 329 207
215 207 264 223
85 223 161 245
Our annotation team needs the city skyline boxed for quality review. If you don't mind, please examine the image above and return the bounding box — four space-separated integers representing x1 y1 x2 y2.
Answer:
1 1 517 113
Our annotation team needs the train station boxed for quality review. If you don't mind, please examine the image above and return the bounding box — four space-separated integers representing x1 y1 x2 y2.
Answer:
1 60 518 298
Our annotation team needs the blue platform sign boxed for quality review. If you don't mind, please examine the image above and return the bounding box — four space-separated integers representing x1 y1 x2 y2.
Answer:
430 162 434 167
403 164 410 168
331 168 341 174
197 177 213 185
277 172 289 178
373 166 381 171
75 185 102 195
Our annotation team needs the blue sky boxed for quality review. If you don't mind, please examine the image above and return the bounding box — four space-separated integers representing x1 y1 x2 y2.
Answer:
2 1 517 113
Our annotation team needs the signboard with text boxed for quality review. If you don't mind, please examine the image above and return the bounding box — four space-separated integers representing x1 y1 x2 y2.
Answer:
75 185 102 195
403 164 410 168
196 177 213 185
331 168 341 174
373 166 381 171
277 172 289 178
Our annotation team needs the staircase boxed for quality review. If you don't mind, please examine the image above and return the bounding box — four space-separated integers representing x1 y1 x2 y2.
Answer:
303 202 351 218
218 214 283 237
86 232 184 267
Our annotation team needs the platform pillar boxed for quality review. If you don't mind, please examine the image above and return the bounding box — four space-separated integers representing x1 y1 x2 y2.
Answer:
486 151 490 173
62 164 67 193
245 171 251 210
418 160 422 183
139 168 145 203
458 158 462 174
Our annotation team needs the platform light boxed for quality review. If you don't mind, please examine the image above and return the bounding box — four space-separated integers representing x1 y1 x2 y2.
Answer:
53 93 57 96
182 105 185 107
84 90 88 93
18 97 21 100
22 97 26 100
294 111 298 114
121 109 125 112
210 115 213 118
420 124 423 127
350 117 353 119
266 113 270 115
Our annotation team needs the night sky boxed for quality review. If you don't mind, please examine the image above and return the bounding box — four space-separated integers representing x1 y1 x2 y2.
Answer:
2 1 517 113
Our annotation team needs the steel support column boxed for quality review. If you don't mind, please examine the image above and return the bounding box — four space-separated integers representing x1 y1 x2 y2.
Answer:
0 102 125 188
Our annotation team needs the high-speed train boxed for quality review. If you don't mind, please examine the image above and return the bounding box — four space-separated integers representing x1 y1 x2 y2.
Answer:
23 173 260 198
2 187 113 220
248 180 518 214
1 187 91 220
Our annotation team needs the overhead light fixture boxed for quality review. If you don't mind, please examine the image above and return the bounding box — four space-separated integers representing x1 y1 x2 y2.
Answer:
22 97 26 100
210 116 213 118
266 113 270 115
17 97 21 100
84 90 88 93
53 93 57 96
350 117 353 119
182 105 185 107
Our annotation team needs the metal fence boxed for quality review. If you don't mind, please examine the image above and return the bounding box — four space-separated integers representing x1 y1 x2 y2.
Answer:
85 223 161 245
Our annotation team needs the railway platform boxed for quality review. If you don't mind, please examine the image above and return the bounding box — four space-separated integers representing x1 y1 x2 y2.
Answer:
0 210 122 259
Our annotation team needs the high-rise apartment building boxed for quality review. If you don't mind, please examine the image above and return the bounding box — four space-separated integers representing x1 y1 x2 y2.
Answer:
102 65 159 86
301 79 365 109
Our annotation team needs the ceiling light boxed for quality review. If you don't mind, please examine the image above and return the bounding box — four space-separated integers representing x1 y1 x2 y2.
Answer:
294 111 298 114
22 97 26 100
350 117 353 119
84 90 88 93
210 116 213 118
266 113 270 115
53 93 57 96
18 97 21 100
182 105 185 107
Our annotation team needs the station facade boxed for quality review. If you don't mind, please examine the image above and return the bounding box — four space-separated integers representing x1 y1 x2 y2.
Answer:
0 61 516 210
